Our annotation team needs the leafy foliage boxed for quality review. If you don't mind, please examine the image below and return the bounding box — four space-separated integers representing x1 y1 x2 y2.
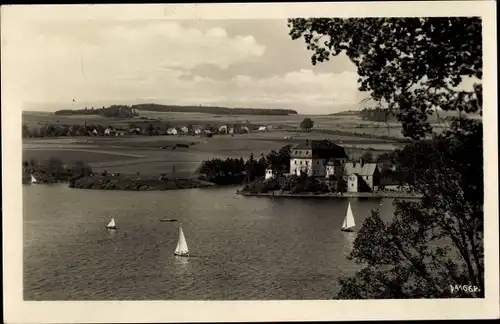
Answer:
198 146 291 186
288 17 484 298
131 103 298 116
288 17 482 139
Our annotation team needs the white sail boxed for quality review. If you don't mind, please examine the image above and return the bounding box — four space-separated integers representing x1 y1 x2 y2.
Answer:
342 202 356 229
107 218 116 228
30 174 37 184
174 225 189 255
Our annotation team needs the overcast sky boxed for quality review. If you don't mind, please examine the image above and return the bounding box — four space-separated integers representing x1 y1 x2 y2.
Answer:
11 18 367 114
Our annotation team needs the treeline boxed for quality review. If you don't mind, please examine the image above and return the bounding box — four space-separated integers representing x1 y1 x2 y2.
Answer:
196 145 292 185
22 123 125 138
54 105 139 118
130 103 298 116
359 107 398 122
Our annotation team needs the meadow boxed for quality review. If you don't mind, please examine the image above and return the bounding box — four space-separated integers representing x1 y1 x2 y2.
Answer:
22 110 413 178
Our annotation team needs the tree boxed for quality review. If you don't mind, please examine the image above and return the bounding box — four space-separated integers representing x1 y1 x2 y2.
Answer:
288 17 482 140
245 153 256 183
71 161 93 179
288 17 483 298
28 158 37 168
146 122 155 136
47 157 64 176
265 144 292 175
299 118 314 131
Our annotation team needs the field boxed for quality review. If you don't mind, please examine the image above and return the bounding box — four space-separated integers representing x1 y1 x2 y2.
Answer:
22 110 413 177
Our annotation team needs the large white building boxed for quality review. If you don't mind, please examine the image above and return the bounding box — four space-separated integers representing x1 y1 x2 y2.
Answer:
290 140 348 177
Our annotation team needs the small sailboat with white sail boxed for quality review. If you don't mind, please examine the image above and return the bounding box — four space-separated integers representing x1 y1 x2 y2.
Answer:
341 202 356 232
106 218 117 230
30 174 38 185
174 224 189 257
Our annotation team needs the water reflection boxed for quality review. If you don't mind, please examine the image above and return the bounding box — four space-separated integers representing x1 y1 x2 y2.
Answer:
174 256 189 267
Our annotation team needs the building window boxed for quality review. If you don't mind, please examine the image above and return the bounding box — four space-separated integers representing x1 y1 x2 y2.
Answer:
295 161 297 165
305 161 308 165
300 161 302 165
317 161 320 164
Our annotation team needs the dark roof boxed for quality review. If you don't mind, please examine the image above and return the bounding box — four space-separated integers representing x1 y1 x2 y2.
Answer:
291 140 348 158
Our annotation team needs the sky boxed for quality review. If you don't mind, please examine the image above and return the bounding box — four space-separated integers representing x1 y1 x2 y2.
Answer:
9 18 367 114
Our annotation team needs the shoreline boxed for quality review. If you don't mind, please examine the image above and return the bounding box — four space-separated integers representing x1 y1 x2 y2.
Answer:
235 190 423 199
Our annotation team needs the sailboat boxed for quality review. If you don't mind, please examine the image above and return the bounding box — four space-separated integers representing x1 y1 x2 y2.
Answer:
106 218 117 230
174 224 189 257
160 217 178 222
30 174 38 185
341 202 356 232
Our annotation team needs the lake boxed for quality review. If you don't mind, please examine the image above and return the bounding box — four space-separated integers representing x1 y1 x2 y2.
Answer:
23 184 398 300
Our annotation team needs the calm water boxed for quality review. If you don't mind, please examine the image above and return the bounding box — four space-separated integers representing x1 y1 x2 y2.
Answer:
23 184 397 300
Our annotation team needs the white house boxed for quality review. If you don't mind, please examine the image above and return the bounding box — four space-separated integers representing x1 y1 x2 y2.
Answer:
258 126 268 131
240 126 250 133
180 126 189 134
290 140 348 177
167 128 178 135
228 125 235 134
346 174 359 193
218 125 228 134
91 129 98 136
194 128 203 135
265 167 276 180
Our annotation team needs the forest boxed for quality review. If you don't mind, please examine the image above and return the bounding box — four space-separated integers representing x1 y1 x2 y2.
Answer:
55 103 298 116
